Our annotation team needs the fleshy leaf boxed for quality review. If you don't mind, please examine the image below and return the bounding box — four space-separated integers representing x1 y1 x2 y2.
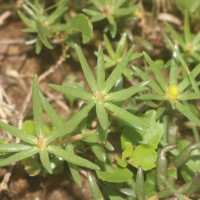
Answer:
74 44 98 93
69 14 93 44
66 144 82 186
0 143 32 152
88 173 104 200
48 145 99 170
0 120 37 145
0 147 38 167
32 75 44 137
96 103 108 131
96 165 133 183
39 149 52 174
130 145 157 171
49 83 94 101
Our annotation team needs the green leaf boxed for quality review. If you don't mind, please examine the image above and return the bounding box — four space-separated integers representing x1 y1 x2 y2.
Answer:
46 102 95 143
40 93 62 127
115 155 127 168
144 52 168 92
22 120 36 136
97 45 106 91
178 63 200 92
104 103 145 131
0 120 37 145
130 145 157 171
91 14 106 22
136 166 145 200
49 83 94 101
114 7 137 17
91 144 106 162
69 14 93 44
96 165 133 183
184 10 191 45
105 47 134 93
32 75 44 137
106 81 149 102
81 132 101 143
169 57 179 86
88 173 104 200
23 157 41 176
140 110 163 148
132 66 164 94
176 101 200 124
164 34 199 92
165 22 185 49
116 33 127 57
48 145 99 170
39 149 52 174
96 103 108 131
47 2 67 24
74 44 98 93
179 92 200 100
35 37 42 54
138 94 165 101
66 145 81 186
0 147 38 167
18 10 36 30
0 143 32 152
122 142 133 159
103 34 115 59
35 21 53 49
91 0 103 10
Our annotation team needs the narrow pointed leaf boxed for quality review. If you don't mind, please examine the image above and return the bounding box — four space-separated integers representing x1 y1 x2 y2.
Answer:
165 22 185 49
33 75 44 137
138 94 165 101
39 149 52 174
179 92 200 100
0 147 38 167
66 145 81 186
104 103 145 130
169 58 179 86
184 11 191 44
91 14 106 22
178 63 200 92
106 81 149 102
136 166 145 200
74 44 98 93
48 146 99 170
96 103 108 131
0 144 32 152
47 4 67 25
46 102 95 143
116 33 127 57
49 84 94 101
18 11 36 30
105 47 134 93
144 52 168 91
103 34 115 59
176 101 200 124
36 21 53 49
91 0 103 10
114 7 137 16
91 144 106 162
132 66 164 94
88 173 103 200
40 92 62 127
83 9 102 16
164 34 199 92
0 121 37 144
97 45 105 91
